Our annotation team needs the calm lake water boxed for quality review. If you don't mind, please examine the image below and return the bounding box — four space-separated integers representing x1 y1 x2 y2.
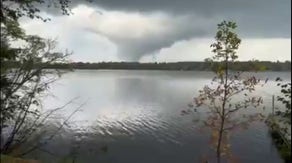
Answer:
30 70 290 163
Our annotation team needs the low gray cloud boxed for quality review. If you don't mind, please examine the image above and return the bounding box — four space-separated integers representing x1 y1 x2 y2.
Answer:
84 12 215 60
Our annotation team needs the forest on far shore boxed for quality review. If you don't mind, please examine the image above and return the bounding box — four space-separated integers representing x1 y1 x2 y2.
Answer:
3 60 291 71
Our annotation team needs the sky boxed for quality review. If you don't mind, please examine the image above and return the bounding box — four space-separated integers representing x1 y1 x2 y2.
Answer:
19 0 291 62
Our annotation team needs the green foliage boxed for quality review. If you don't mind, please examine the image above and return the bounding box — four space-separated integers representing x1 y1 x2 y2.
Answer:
210 21 241 62
1 0 72 23
275 78 291 123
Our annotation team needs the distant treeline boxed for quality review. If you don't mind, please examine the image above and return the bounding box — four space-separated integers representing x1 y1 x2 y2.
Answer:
3 61 291 71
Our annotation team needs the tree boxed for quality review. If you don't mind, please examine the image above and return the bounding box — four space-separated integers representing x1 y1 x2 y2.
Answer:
186 21 266 162
0 0 73 61
0 0 77 155
275 78 291 122
0 36 72 154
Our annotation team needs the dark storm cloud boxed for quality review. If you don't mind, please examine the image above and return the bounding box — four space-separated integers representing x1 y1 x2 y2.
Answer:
33 0 290 61
42 0 290 38
101 0 289 38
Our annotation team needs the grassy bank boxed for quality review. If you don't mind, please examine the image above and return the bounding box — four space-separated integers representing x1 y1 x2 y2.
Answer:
1 154 40 163
266 115 291 163
269 130 291 163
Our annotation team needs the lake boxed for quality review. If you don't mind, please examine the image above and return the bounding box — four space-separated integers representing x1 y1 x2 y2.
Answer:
29 70 290 163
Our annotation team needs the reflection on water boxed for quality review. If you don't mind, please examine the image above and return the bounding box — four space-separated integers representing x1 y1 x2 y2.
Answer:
30 70 290 163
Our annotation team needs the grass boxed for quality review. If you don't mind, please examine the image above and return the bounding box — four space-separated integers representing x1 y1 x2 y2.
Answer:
1 154 40 163
270 130 291 163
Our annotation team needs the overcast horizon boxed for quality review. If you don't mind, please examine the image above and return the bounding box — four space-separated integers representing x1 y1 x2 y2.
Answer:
19 0 291 62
